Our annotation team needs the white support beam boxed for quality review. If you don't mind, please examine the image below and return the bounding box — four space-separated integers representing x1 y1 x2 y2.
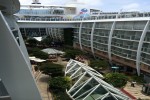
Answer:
72 78 92 97
108 12 121 63
68 72 86 93
136 20 150 76
66 63 77 74
78 14 87 50
108 22 116 62
101 93 110 100
79 22 83 50
70 67 82 78
90 22 96 54
75 85 97 99
96 93 109 100
90 12 101 55
83 84 100 100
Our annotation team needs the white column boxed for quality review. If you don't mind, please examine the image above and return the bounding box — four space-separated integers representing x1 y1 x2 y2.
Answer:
108 21 116 62
79 22 83 50
90 12 101 55
136 20 150 76
90 22 95 54
108 12 121 62
79 14 87 50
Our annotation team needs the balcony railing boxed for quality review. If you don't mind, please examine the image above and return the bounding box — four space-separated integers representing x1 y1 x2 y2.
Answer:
17 12 150 22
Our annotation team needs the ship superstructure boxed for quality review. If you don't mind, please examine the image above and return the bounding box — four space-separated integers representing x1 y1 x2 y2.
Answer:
16 0 150 83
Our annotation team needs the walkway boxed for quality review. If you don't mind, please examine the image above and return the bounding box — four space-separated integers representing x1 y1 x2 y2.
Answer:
55 56 68 66
124 81 150 100
36 73 52 100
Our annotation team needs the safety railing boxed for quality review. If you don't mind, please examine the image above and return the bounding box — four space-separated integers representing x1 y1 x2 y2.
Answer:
17 12 150 22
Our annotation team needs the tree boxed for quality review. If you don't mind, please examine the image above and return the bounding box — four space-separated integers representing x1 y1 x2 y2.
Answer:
64 49 84 59
26 38 38 47
27 48 49 59
22 36 28 43
105 72 128 88
39 63 64 77
49 76 71 91
90 60 109 70
33 50 48 59
49 76 72 100
41 36 52 47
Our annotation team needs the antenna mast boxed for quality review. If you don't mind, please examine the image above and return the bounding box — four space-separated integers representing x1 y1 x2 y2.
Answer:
32 0 41 4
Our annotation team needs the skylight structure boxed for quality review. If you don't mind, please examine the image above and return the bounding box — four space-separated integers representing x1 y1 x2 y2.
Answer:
65 59 130 100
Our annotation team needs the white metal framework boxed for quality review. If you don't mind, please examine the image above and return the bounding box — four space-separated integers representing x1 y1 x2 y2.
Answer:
136 20 150 76
0 0 42 99
90 11 101 55
65 59 130 100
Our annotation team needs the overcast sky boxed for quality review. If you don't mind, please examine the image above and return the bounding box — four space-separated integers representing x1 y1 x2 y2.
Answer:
19 0 150 12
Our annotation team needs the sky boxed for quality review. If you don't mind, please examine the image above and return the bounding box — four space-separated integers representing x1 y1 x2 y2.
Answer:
19 0 150 12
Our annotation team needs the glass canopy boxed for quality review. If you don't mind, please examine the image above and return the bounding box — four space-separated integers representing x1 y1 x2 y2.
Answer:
65 59 130 100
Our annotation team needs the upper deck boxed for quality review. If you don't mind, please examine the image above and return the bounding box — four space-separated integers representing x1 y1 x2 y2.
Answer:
15 4 150 22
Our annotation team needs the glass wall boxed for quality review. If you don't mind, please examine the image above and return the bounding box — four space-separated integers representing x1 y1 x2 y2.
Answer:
18 9 64 15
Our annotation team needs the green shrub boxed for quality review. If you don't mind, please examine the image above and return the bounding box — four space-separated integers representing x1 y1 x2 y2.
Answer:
128 75 145 84
105 72 128 88
52 91 71 100
27 38 38 47
33 50 48 59
64 49 84 59
27 48 48 59
39 63 64 77
41 36 52 47
49 76 71 91
90 60 109 70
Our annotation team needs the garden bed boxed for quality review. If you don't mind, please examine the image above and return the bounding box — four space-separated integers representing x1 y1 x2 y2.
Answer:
51 90 71 100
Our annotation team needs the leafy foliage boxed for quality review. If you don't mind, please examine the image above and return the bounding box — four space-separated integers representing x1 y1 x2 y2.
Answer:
41 36 52 47
52 91 71 100
90 60 109 70
49 76 71 91
105 72 128 88
64 48 84 59
33 50 48 59
28 48 48 59
39 63 64 77
49 77 72 100
128 75 145 84
26 38 38 47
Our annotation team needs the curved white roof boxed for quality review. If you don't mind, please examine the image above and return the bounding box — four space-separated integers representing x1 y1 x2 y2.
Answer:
42 48 64 55
65 59 130 100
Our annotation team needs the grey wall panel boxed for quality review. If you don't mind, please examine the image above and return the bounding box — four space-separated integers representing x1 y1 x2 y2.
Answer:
15 22 32 70
5 15 32 70
0 12 41 100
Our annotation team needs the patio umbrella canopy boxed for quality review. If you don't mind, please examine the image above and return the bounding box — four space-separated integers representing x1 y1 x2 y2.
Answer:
29 56 46 62
41 48 65 55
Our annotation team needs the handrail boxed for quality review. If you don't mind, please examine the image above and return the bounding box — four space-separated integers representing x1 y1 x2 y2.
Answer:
17 15 150 22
